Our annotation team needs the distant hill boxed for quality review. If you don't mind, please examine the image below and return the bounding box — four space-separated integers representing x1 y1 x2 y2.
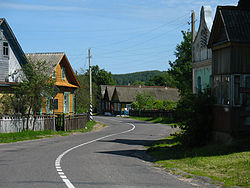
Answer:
113 70 163 85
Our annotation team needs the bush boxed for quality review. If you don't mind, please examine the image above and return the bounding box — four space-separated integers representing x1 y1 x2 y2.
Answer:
131 93 177 111
174 91 214 147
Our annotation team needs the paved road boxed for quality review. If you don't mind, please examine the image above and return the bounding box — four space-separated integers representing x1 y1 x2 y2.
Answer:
0 116 197 188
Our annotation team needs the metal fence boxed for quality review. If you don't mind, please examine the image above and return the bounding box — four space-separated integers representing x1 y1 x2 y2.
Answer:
0 113 89 133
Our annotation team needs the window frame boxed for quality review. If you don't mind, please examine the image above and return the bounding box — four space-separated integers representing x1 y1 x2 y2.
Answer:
3 42 9 57
61 67 65 81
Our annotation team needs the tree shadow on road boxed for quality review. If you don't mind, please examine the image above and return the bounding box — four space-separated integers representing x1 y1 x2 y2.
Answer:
97 136 250 161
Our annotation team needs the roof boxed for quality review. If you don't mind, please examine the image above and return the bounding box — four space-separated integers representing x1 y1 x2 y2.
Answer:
0 18 28 67
26 52 64 75
208 6 250 47
100 85 116 100
26 52 81 88
112 86 180 103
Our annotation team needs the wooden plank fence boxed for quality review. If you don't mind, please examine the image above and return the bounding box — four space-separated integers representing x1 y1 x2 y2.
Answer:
0 113 89 133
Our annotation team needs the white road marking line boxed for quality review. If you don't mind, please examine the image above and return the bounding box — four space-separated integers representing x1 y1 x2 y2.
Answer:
55 123 135 188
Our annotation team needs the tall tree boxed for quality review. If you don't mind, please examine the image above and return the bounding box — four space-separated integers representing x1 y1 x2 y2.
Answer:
76 65 115 113
169 30 192 96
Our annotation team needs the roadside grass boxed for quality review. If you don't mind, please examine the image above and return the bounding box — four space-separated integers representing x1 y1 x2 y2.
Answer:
147 135 250 187
126 116 177 126
0 120 99 143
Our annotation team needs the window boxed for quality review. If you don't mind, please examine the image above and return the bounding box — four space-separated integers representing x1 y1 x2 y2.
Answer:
197 76 202 93
46 98 53 114
200 29 207 48
3 42 8 56
234 76 240 105
61 67 65 80
213 75 221 104
63 92 70 113
52 71 56 79
243 76 250 106
221 75 230 105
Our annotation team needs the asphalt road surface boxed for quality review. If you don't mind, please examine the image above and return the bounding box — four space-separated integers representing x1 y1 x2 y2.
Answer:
0 116 198 188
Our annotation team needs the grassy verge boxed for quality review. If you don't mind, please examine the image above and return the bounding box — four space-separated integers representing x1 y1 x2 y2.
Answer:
147 135 250 187
126 116 177 126
0 120 98 143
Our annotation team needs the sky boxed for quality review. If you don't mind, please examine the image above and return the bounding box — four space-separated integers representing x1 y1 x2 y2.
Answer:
2 0 237 74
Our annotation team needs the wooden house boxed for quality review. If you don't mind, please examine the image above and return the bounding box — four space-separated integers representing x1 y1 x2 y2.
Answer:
111 86 179 115
26 53 81 115
192 6 213 93
208 4 250 141
0 18 28 95
100 85 115 114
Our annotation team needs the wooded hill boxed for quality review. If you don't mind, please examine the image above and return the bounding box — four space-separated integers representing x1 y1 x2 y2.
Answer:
113 70 162 85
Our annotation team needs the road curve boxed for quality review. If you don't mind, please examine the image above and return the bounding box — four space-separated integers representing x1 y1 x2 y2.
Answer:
0 116 196 188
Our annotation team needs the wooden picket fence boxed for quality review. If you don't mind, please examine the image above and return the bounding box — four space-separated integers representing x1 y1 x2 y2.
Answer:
0 113 89 133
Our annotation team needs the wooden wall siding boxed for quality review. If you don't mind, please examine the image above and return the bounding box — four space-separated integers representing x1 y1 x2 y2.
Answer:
212 47 231 75
213 45 250 75
41 88 75 115
231 45 250 74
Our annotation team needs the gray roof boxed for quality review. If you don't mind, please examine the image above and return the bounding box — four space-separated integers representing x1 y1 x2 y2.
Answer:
25 52 64 75
113 86 180 103
100 85 116 100
221 7 250 43
208 6 250 46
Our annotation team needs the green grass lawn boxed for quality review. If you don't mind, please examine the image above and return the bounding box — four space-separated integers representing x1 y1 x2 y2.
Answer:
147 136 250 187
126 116 177 126
0 121 98 143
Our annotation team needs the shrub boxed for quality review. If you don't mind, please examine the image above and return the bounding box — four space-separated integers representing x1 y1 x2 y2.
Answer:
174 91 214 147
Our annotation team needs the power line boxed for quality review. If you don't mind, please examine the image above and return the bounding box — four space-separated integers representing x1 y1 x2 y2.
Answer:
93 13 190 49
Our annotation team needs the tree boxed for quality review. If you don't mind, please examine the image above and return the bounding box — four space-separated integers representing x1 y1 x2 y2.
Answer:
169 30 192 96
133 80 145 86
146 72 177 87
76 65 116 113
0 60 56 130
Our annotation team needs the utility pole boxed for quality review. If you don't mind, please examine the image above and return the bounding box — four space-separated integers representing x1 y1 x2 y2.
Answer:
191 10 195 43
89 48 93 121
191 10 195 94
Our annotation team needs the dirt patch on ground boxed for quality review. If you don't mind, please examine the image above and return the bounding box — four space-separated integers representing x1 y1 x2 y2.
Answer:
92 123 106 132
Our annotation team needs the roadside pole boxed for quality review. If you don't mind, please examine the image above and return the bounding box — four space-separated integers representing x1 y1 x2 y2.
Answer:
89 48 93 121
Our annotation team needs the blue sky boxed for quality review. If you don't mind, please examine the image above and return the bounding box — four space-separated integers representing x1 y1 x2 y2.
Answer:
2 0 237 74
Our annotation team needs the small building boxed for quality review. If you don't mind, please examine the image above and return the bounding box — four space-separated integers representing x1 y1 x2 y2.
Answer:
192 6 213 93
0 18 28 95
26 53 81 115
208 4 250 140
111 86 179 115
101 85 115 114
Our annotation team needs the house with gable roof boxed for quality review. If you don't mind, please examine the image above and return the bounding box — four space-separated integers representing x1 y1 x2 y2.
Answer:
26 53 81 115
111 86 179 115
0 18 28 95
208 2 250 140
192 6 213 93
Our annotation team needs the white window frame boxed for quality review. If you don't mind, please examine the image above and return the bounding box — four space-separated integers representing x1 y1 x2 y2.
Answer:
63 92 70 114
